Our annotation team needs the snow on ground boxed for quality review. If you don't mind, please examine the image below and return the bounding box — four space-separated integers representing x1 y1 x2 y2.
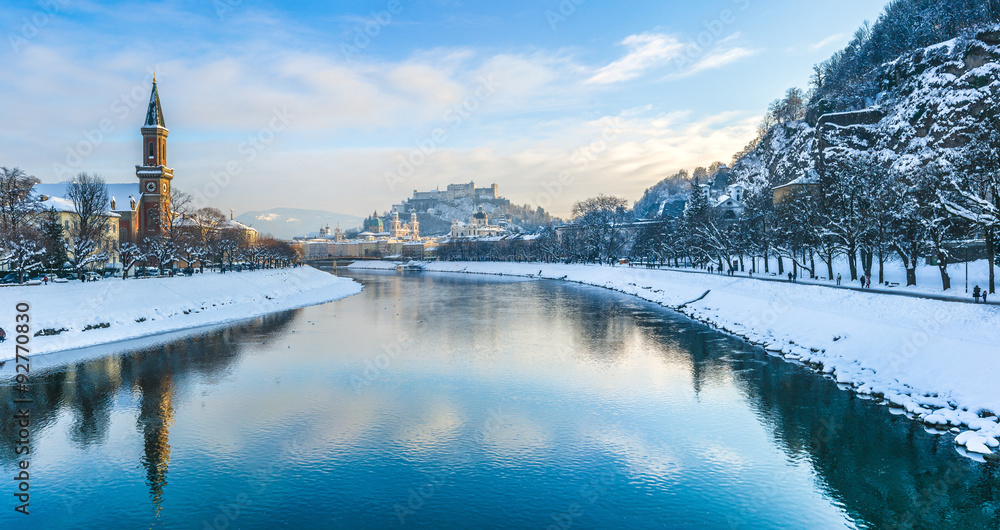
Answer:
348 260 1000 461
1 266 361 359
708 255 995 300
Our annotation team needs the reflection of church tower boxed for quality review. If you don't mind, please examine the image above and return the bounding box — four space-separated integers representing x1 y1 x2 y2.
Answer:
136 370 175 512
136 76 173 237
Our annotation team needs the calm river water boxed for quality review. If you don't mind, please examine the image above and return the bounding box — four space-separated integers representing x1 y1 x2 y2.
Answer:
1 269 999 528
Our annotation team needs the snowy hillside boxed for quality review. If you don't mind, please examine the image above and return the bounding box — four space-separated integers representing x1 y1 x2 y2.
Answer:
732 25 1000 194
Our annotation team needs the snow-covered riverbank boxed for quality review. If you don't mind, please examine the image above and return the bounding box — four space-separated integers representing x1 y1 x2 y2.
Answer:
1 266 361 358
347 260 1000 460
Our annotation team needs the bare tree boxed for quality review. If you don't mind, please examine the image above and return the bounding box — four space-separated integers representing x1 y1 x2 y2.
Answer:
67 172 113 278
571 195 633 264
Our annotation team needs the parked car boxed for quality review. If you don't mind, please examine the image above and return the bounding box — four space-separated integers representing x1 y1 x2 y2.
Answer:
83 272 101 282
1 272 20 284
59 272 79 281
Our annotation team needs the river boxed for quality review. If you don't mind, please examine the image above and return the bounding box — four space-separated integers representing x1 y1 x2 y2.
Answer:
1 269 998 528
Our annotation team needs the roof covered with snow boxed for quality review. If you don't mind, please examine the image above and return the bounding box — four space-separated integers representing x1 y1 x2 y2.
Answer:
33 182 139 212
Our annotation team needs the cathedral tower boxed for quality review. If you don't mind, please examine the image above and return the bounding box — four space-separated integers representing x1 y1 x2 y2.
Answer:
136 77 174 237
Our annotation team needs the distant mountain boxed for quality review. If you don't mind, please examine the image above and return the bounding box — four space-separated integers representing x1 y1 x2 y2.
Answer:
235 208 363 239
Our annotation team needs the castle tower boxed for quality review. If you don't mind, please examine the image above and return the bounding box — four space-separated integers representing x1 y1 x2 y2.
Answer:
136 77 174 237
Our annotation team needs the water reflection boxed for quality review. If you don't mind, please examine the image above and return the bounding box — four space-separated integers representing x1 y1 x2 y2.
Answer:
0 271 997 528
0 312 298 510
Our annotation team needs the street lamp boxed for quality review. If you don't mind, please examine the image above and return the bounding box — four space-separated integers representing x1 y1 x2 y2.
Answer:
965 243 969 294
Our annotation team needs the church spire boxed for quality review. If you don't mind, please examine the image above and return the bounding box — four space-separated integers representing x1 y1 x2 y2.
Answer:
144 78 166 129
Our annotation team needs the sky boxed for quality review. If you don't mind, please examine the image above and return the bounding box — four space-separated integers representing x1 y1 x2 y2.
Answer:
0 0 888 219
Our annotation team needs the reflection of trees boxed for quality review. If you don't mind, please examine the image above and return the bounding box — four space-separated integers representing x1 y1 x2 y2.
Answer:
0 310 297 480
724 342 1000 528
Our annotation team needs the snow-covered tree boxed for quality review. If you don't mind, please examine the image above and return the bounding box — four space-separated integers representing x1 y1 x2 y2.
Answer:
66 172 113 277
118 242 145 279
571 195 633 264
0 166 41 245
142 235 180 275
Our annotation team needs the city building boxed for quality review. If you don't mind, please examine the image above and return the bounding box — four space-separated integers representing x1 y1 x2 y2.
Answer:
449 206 508 239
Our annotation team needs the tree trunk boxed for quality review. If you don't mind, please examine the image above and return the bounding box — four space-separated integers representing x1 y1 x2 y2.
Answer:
764 250 770 273
777 255 784 275
848 245 859 281
861 248 873 278
826 254 834 280
937 250 951 291
878 251 885 285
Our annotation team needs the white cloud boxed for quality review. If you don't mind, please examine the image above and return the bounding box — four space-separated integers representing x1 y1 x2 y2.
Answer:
1 11 762 221
672 46 759 79
586 33 685 85
811 33 848 51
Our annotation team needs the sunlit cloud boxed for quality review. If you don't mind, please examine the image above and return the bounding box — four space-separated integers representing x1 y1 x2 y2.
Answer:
586 33 686 85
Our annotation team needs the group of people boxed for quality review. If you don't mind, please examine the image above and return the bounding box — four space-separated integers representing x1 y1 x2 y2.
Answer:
973 286 990 303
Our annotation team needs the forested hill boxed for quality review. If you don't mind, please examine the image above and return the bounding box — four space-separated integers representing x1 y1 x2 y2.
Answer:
811 0 1000 114
732 19 1000 198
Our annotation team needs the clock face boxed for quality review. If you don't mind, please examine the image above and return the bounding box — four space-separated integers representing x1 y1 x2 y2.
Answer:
145 181 157 193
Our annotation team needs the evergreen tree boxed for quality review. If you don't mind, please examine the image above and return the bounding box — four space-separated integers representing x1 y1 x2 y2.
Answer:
39 209 69 271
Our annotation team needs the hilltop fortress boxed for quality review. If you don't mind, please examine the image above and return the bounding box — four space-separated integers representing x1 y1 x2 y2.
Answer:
397 181 510 214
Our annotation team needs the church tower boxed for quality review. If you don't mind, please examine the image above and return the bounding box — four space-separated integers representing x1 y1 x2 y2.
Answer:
136 77 174 237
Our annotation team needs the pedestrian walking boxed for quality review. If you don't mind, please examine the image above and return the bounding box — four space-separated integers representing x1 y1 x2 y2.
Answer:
974 285 982 303
984 290 989 303
866 276 871 289
836 273 842 286
0 327 6 343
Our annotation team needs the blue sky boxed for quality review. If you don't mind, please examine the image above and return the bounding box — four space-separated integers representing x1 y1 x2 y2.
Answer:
0 0 887 218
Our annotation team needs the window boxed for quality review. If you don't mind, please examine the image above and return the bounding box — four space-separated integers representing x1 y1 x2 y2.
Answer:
149 142 155 159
